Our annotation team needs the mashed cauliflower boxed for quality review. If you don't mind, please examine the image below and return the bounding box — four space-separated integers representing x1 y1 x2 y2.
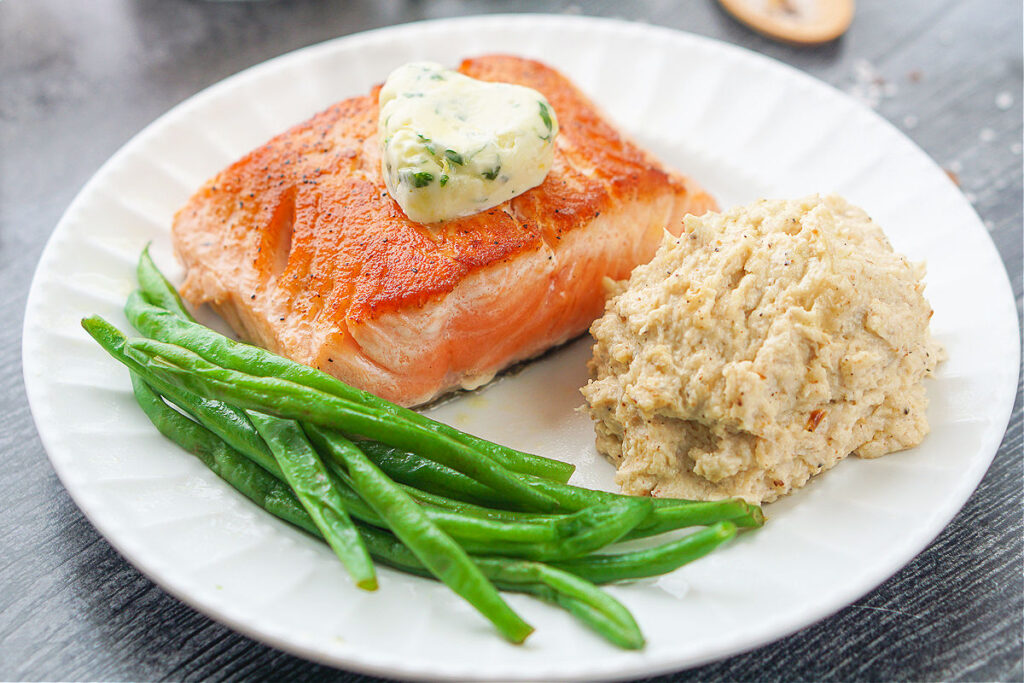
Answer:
582 195 942 504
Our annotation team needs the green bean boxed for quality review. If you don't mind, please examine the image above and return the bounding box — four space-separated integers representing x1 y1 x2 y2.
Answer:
328 454 560 547
546 593 643 649
531 585 635 646
509 481 763 533
134 373 736 592
95 324 623 559
520 476 762 529
462 507 641 561
355 524 643 649
399 485 556 524
624 500 762 539
334 459 652 560
136 245 195 322
83 316 577 555
87 323 561 552
128 373 318 536
132 369 738 648
355 439 598 513
359 444 589 512
357 439 764 531
313 461 571 551
480 565 642 649
106 317 649 560
152 389 280 479
435 480 761 537
123 336 561 512
131 374 634 647
125 282 574 484
305 424 533 644
399 473 757 549
86 314 282 477
356 440 512 509
378 497 644 563
247 412 376 591
548 497 650 559
553 522 738 584
116 304 570 530
130 378 641 647
325 452 650 561
478 557 639 634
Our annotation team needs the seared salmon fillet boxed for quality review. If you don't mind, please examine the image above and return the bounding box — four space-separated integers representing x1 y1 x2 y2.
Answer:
172 55 716 406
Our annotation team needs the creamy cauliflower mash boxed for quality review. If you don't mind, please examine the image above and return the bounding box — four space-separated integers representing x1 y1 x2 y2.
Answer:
582 195 942 504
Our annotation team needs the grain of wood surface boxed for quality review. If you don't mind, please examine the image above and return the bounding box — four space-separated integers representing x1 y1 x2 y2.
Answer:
1 1 1020 680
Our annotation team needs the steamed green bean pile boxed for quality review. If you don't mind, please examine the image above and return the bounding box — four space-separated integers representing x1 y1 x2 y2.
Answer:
81 248 763 649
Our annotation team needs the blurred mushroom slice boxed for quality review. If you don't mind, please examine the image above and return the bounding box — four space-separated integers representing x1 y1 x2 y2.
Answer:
717 0 854 45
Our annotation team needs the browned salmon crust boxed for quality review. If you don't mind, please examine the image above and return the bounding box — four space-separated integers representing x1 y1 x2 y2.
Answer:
172 55 716 406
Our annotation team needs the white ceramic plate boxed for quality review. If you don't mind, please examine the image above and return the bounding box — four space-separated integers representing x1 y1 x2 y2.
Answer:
23 15 1019 682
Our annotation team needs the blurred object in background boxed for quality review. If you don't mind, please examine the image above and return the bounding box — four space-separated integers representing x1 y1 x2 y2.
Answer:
717 0 855 44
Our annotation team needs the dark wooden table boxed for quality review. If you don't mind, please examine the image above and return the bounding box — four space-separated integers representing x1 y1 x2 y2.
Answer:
2 1 1020 680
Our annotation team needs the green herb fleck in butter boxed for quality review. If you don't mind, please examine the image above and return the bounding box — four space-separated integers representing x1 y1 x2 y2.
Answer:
378 62 559 224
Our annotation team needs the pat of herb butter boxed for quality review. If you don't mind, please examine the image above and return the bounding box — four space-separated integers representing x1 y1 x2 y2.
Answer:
378 62 558 224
